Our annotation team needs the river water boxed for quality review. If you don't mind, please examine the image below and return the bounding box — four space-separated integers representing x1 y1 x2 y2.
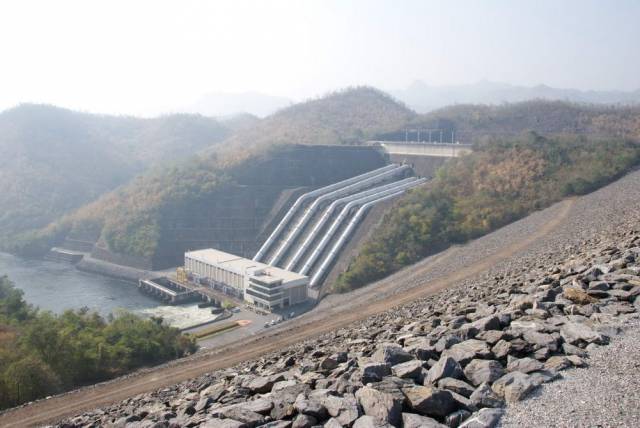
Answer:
0 252 217 328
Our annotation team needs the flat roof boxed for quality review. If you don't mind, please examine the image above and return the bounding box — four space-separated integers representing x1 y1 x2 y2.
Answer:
185 248 308 283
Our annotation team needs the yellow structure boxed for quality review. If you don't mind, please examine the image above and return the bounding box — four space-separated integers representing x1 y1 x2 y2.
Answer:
176 267 188 283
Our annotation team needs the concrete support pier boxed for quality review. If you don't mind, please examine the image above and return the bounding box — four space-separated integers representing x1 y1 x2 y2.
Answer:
138 277 201 304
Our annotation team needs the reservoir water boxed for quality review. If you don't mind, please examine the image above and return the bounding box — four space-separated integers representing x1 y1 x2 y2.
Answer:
0 252 158 315
0 252 218 328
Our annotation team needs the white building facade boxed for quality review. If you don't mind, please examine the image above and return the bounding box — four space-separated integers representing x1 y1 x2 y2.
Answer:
184 248 308 311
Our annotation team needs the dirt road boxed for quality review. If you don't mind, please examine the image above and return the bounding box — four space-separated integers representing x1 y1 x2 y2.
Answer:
0 198 575 427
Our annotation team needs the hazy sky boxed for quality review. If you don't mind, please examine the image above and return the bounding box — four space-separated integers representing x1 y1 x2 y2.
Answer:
1 0 639 116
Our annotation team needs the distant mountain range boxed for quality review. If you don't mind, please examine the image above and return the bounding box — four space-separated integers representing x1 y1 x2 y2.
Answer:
185 91 292 118
0 104 232 241
391 80 640 113
182 82 640 118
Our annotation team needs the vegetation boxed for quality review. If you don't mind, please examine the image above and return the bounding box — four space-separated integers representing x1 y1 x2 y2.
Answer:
0 275 196 409
216 86 414 156
0 104 231 244
402 100 640 142
221 300 236 310
7 87 410 260
6 94 640 272
336 134 640 291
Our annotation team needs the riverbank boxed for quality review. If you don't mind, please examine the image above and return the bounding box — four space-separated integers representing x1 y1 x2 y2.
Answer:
0 252 224 330
76 255 153 283
0 252 158 316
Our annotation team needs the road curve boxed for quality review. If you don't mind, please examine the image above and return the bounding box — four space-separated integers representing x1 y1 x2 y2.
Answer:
0 198 576 427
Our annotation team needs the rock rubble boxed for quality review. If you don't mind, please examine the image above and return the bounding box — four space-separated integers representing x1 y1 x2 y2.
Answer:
58 225 640 428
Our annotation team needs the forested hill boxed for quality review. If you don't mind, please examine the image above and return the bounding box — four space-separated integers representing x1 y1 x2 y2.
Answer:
0 104 230 241
394 100 640 142
5 88 414 258
6 92 640 266
212 87 415 160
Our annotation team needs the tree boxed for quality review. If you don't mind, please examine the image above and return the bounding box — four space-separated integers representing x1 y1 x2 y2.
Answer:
2 356 61 406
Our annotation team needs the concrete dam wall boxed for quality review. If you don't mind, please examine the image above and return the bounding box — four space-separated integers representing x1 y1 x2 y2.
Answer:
63 144 457 279
150 145 389 269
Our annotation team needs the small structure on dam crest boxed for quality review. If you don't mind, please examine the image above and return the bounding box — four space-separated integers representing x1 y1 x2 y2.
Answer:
184 248 308 311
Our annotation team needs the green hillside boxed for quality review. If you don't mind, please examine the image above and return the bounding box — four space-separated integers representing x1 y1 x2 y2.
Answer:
6 88 411 259
213 87 415 159
398 100 640 141
337 133 640 290
0 276 196 409
0 104 230 242
7 93 640 281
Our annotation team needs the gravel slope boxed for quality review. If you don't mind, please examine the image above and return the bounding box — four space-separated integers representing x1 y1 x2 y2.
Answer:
500 317 640 428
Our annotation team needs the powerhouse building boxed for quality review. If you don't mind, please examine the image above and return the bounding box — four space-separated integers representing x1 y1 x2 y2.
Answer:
184 248 308 311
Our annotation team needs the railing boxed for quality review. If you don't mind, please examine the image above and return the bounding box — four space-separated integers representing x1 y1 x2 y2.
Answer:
286 176 419 272
268 164 411 266
309 180 426 287
252 164 399 262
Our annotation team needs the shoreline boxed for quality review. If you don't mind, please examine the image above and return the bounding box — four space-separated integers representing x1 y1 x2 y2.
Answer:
75 255 154 283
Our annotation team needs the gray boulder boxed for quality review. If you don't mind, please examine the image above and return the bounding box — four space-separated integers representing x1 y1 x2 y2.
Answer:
259 421 292 428
361 362 392 384
320 357 339 371
491 340 512 359
522 330 557 351
309 390 359 426
463 359 505 386
352 415 394 428
270 384 311 420
201 419 248 428
469 383 504 409
444 340 492 365
446 409 472 427
470 315 501 331
544 356 572 371
402 386 457 418
437 377 476 398
506 357 544 374
560 322 607 345
402 412 447 428
459 408 505 428
294 396 327 420
355 386 403 426
391 360 424 380
528 370 560 386
372 343 413 365
217 407 264 428
425 356 464 384
435 335 462 353
237 398 274 415
405 338 439 361
491 372 536 403
246 376 274 394
323 418 343 428
291 414 317 428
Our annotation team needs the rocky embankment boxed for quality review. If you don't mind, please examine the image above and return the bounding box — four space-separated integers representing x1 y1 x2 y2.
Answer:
59 179 640 427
